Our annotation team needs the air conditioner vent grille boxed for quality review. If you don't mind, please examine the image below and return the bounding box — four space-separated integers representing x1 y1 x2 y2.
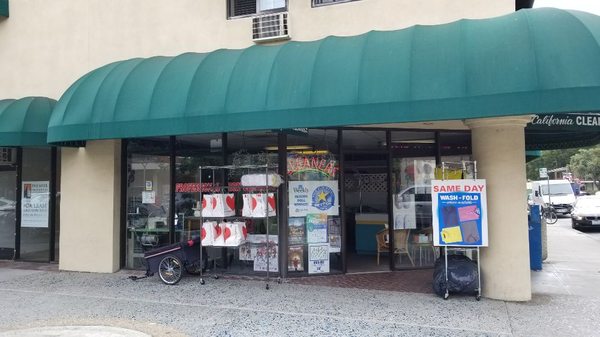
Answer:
252 12 289 42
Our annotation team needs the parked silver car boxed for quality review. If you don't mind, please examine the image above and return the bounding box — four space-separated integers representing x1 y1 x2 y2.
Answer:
571 196 600 230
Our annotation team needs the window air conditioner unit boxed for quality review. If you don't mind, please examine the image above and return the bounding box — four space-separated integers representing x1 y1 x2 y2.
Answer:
252 12 290 43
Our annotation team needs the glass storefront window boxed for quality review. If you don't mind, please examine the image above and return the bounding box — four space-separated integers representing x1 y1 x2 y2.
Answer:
121 129 474 274
125 138 171 269
197 131 280 275
0 147 16 259
439 132 471 157
287 129 341 275
391 131 437 269
176 134 224 243
175 134 224 274
20 147 52 261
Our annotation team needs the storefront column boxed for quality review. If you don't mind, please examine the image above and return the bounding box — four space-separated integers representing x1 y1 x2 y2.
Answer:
59 140 121 273
464 116 532 301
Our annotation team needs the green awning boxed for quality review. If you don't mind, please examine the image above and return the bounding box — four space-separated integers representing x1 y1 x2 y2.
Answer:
0 97 56 146
0 0 8 17
49 8 600 143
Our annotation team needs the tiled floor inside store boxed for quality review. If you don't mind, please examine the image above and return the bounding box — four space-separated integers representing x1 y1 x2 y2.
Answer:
287 269 434 294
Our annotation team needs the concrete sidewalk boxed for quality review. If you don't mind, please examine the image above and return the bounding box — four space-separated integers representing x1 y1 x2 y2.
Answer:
531 219 600 297
0 218 598 337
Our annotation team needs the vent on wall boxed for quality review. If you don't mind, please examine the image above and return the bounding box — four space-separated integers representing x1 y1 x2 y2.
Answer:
252 12 289 43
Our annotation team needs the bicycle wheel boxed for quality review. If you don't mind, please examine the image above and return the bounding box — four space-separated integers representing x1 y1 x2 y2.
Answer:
545 211 558 224
158 255 183 285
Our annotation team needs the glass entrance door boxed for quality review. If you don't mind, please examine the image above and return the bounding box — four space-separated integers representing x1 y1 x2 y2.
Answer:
342 130 389 273
19 148 53 261
125 138 172 269
0 163 16 259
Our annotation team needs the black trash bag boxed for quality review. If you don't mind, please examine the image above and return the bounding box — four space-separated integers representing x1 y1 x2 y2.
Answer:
432 254 479 297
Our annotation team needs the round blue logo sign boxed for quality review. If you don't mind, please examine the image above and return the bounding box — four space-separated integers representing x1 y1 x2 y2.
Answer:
312 185 335 211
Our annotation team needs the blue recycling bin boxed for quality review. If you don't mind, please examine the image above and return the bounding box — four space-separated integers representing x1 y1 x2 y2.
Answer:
528 205 542 271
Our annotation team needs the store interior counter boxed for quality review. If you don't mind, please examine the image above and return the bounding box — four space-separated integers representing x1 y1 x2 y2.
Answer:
354 213 388 255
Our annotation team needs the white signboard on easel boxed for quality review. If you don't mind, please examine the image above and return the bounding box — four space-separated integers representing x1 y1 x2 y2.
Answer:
431 179 488 247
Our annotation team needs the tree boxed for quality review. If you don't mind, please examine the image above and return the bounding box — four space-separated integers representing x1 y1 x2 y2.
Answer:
569 145 600 190
526 148 579 180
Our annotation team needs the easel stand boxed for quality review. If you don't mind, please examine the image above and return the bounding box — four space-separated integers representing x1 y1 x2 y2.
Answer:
197 164 280 290
441 161 482 301
443 246 481 301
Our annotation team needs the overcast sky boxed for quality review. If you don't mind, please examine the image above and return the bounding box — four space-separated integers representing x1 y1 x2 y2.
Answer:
533 0 600 15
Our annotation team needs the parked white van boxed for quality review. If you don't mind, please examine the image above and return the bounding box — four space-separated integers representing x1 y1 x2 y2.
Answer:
534 179 577 215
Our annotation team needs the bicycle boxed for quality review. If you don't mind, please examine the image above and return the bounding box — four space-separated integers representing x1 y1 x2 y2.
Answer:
542 205 558 224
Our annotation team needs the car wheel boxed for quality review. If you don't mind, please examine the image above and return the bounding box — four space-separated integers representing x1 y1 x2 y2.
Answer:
571 221 578 230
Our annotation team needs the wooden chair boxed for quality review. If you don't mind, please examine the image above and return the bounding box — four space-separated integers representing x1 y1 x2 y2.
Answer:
421 227 439 261
375 230 389 266
393 229 414 266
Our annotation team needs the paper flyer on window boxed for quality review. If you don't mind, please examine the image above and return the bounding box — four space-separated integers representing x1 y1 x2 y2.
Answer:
288 180 339 217
432 179 488 247
21 181 50 228
308 243 330 274
306 213 328 244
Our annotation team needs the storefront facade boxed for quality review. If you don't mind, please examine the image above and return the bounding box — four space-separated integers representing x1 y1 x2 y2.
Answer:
53 121 534 302
117 130 474 277
3 1 600 302
0 97 60 262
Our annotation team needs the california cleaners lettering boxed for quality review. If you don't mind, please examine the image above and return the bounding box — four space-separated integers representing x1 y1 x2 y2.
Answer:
531 115 574 127
576 115 600 126
530 114 600 128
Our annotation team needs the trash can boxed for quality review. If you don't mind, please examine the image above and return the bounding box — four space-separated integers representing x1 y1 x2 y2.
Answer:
528 205 542 271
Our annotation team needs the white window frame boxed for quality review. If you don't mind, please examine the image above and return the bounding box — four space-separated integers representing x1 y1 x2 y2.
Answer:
228 0 287 19
312 0 359 8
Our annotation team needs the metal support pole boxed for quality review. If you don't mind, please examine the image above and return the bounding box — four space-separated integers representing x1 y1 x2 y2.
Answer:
198 166 205 285
477 247 481 300
444 246 449 299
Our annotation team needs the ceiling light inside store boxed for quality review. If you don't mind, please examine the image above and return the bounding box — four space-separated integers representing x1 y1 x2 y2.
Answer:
264 145 313 151
393 139 435 144
380 139 435 146
295 150 329 155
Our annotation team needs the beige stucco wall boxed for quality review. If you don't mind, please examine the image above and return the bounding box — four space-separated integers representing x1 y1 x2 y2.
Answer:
0 0 513 99
59 140 121 273
466 116 532 301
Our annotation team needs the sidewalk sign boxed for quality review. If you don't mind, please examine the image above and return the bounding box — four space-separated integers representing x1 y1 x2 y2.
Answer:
432 179 488 247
